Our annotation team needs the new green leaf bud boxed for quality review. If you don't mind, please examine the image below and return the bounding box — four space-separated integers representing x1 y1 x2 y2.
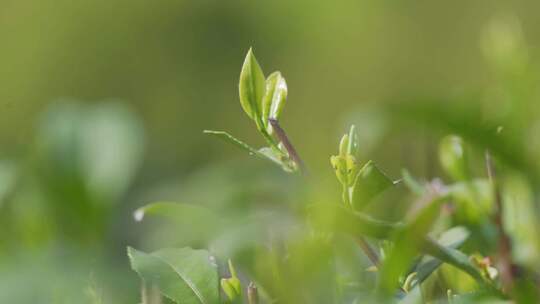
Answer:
239 48 266 127
262 71 288 132
221 278 241 301
339 134 349 157
347 125 358 156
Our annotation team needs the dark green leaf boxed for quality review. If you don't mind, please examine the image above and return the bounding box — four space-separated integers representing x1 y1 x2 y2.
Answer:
351 161 394 210
412 227 470 287
378 196 443 295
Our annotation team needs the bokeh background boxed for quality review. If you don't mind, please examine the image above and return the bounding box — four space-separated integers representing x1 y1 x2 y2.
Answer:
1 1 540 303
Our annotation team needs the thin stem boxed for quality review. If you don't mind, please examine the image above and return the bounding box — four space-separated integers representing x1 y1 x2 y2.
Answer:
342 182 381 268
356 236 380 267
141 282 162 304
485 150 514 293
268 118 306 173
260 127 281 152
247 282 259 304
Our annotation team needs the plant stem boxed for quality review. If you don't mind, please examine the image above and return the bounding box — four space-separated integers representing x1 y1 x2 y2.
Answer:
356 236 380 267
323 205 503 294
268 119 306 173
342 182 381 268
485 150 514 293
141 282 162 304
247 282 259 304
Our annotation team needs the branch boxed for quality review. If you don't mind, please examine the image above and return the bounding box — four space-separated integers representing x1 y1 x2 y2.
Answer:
312 204 503 295
269 119 306 173
356 236 380 267
485 150 514 293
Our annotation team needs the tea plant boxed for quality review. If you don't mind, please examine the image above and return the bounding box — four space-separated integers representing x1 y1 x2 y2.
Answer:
128 49 536 303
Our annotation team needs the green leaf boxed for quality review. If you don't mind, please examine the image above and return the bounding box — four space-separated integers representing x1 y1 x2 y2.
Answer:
347 125 358 156
203 130 260 156
128 247 219 304
351 161 394 210
239 48 265 125
204 130 294 171
262 71 287 130
412 227 470 288
309 203 496 293
133 202 224 245
378 196 443 296
439 135 470 181
401 169 425 196
133 202 221 224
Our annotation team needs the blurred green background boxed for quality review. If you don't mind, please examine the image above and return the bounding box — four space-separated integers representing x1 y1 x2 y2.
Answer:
1 1 540 303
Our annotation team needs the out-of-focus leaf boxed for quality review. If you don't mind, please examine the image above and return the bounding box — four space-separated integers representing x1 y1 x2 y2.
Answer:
134 202 221 224
401 169 425 196
37 101 144 203
439 135 469 181
0 161 17 207
351 161 394 210
239 48 265 125
80 102 145 201
310 203 496 292
449 179 493 224
128 247 219 304
386 99 537 184
412 227 470 287
134 202 223 245
378 195 443 295
262 71 287 130
221 260 242 303
399 285 422 304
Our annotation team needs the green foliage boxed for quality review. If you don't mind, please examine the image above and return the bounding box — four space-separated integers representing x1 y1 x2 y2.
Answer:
124 50 536 303
205 49 296 173
128 247 219 304
239 48 266 127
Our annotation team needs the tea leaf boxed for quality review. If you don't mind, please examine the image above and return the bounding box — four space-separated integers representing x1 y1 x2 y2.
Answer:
351 161 394 210
128 247 219 304
203 130 260 156
239 48 265 125
412 227 470 288
262 71 287 130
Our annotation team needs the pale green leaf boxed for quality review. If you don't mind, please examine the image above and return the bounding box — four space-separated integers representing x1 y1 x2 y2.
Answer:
239 48 265 124
128 247 219 304
262 71 287 130
203 130 260 156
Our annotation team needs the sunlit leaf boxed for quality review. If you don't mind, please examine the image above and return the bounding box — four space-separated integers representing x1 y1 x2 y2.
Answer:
128 247 219 304
239 48 265 125
262 71 287 130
